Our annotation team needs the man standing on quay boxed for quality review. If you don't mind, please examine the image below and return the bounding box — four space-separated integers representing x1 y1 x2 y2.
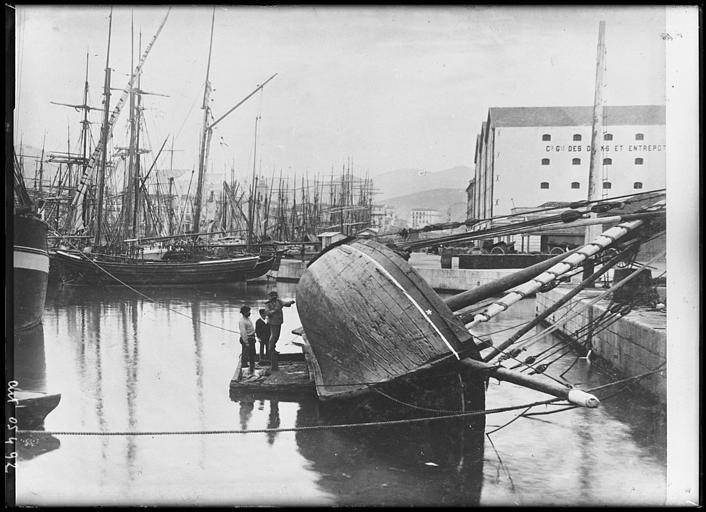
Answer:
265 290 295 371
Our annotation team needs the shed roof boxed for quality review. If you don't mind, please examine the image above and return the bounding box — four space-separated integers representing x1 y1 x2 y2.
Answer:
317 231 345 238
488 105 665 128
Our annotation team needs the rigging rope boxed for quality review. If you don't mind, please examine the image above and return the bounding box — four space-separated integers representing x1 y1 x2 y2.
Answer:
396 189 665 248
16 365 664 437
482 249 666 360
476 250 666 385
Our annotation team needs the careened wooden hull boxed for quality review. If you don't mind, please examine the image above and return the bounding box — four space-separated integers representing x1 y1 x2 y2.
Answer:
13 215 50 331
51 250 262 286
296 239 481 400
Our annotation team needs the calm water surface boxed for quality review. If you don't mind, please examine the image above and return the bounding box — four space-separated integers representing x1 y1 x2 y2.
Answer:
14 283 666 506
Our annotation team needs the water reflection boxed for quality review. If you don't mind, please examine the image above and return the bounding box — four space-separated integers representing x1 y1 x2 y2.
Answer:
13 285 667 506
14 323 47 392
121 300 139 482
474 299 667 505
239 399 254 430
191 300 206 428
292 396 485 506
227 363 488 506
16 432 61 461
267 401 280 445
14 324 62 460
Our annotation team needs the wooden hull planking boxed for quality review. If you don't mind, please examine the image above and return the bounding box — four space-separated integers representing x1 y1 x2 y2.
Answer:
296 239 481 400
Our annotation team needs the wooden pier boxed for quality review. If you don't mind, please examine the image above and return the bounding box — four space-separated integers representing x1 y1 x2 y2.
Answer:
229 335 317 400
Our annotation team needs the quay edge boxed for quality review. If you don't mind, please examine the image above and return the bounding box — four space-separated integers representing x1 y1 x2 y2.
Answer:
268 257 522 294
536 286 666 404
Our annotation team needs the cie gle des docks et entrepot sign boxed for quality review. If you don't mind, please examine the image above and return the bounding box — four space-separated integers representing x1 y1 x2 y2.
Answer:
545 143 666 153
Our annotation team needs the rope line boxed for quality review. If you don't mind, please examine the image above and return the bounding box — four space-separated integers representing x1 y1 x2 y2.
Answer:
16 366 665 437
18 396 566 437
486 406 533 435
523 363 665 418
398 189 665 246
494 250 666 359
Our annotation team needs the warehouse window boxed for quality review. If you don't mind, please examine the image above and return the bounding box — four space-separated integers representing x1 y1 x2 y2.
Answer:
542 133 551 141
541 158 550 165
604 133 613 141
571 182 580 189
572 158 581 165
573 134 582 141
634 157 644 165
633 181 643 189
635 133 644 141
540 182 549 189
603 181 612 189
603 157 612 165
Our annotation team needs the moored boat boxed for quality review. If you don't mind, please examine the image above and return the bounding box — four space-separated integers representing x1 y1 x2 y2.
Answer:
51 250 267 286
14 214 50 331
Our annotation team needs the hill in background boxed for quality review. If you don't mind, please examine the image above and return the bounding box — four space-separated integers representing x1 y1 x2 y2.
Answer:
384 188 467 224
373 165 472 200
373 165 471 224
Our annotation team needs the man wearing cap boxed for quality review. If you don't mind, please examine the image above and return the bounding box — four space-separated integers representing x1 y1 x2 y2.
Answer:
264 290 295 370
238 305 257 374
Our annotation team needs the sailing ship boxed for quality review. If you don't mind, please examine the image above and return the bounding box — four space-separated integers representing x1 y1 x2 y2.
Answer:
49 9 279 286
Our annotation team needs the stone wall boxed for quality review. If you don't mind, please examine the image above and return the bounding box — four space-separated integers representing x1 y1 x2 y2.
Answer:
537 286 666 403
273 258 517 293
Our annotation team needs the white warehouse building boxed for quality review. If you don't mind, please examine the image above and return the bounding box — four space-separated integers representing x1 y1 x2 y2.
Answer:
466 105 666 224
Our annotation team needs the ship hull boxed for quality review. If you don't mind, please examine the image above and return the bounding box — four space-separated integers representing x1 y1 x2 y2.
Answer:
13 215 49 331
296 239 482 401
51 250 270 286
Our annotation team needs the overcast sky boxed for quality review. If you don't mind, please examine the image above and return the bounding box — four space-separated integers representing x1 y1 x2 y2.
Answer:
13 5 667 179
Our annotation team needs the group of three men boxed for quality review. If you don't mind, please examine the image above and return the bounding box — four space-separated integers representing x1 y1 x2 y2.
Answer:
238 290 295 373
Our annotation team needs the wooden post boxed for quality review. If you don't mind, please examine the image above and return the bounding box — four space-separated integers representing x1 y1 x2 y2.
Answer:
584 21 606 284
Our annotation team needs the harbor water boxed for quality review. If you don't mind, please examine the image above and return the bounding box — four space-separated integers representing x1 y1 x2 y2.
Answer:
15 283 666 506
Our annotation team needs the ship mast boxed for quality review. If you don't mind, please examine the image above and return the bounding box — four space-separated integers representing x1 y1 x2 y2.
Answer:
247 114 260 245
191 8 278 235
94 9 112 246
49 50 102 234
192 8 216 234
132 30 144 239
36 134 46 197
123 13 138 239
66 8 170 230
